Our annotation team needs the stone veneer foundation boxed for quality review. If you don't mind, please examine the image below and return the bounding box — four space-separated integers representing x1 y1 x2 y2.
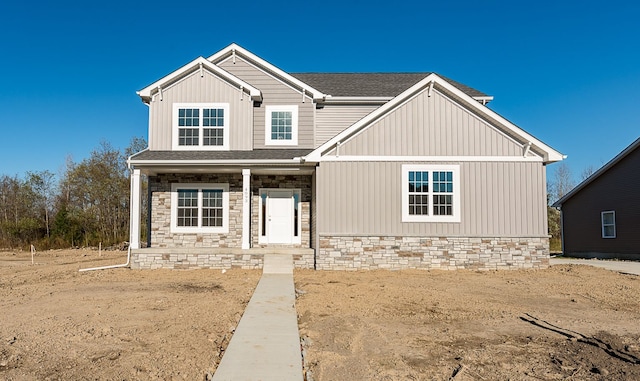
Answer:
317 236 550 270
131 248 315 270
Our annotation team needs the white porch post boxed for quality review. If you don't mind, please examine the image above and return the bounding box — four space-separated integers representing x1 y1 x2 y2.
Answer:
129 168 141 249
242 168 251 249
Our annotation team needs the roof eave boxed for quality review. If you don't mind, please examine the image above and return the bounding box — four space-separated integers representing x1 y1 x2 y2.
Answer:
553 137 640 207
137 56 263 103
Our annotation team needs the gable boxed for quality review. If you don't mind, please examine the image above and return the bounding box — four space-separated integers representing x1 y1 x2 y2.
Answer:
334 89 527 157
148 69 253 151
217 55 316 149
307 74 564 163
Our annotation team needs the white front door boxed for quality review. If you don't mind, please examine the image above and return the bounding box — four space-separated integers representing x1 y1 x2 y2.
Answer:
267 190 294 244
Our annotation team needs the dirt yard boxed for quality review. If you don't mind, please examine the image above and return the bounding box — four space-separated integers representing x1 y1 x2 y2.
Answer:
1 249 639 380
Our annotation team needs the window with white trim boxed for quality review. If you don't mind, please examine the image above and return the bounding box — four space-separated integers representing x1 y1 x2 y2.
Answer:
170 183 229 233
402 165 460 222
173 103 229 150
601 211 616 238
265 105 298 145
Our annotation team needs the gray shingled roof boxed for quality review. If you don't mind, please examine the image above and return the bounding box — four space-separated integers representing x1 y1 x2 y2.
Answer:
130 149 313 161
290 73 488 98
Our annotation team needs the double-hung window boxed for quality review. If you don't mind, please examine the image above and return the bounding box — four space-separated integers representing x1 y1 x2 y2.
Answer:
170 183 229 233
173 103 229 150
402 165 460 222
265 105 298 145
601 211 616 238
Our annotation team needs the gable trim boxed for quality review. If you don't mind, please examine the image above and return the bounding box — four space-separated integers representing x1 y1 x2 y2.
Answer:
208 43 327 101
319 155 544 163
305 74 564 164
137 57 262 104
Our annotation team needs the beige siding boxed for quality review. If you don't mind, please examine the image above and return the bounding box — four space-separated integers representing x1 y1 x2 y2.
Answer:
338 90 523 156
148 70 253 150
315 104 379 147
218 57 314 149
316 161 547 237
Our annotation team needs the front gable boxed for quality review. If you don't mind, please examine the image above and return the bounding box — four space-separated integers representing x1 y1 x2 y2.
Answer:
334 88 527 157
307 74 564 163
146 65 254 151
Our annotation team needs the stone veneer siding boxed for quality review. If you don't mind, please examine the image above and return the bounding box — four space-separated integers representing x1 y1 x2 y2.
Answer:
149 173 243 248
317 236 550 270
131 250 315 270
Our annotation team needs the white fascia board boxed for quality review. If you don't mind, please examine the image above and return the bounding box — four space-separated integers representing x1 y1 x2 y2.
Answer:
319 155 543 163
136 57 262 103
207 43 327 101
305 73 564 164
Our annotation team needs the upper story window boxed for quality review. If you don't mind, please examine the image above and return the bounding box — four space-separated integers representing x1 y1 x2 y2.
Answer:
601 211 616 238
402 164 461 223
265 105 298 146
173 103 229 150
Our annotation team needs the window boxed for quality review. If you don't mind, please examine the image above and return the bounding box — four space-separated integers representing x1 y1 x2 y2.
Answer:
265 105 298 145
601 211 616 238
171 183 229 233
402 165 460 222
173 103 229 150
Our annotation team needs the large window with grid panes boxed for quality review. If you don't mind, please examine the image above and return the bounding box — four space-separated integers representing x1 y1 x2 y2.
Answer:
402 164 460 222
170 183 229 233
172 103 229 150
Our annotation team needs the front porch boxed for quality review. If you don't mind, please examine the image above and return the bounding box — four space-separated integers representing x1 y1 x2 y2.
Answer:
131 247 315 270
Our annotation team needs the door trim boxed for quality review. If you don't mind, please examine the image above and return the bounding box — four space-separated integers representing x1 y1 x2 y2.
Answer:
258 188 301 245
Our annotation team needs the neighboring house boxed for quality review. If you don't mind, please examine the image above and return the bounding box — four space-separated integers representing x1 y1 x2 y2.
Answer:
128 43 564 270
553 137 640 260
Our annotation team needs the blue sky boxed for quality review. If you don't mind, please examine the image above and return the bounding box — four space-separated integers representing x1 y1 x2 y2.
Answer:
1 0 638 185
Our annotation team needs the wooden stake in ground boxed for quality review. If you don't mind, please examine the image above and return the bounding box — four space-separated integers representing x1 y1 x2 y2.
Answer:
30 244 36 265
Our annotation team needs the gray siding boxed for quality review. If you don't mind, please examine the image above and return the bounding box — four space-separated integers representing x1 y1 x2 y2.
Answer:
562 147 640 256
337 90 524 156
148 70 253 150
218 57 315 149
316 161 547 237
315 104 379 147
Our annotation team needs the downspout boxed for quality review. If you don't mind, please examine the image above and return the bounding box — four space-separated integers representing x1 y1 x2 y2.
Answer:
80 157 139 272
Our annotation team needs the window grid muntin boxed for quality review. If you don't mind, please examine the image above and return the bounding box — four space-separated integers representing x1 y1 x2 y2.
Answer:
408 171 429 215
271 111 293 140
402 165 460 223
177 189 198 227
432 171 454 216
202 189 223 227
174 104 228 149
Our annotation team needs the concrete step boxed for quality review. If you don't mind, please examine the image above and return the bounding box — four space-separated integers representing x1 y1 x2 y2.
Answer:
263 254 294 274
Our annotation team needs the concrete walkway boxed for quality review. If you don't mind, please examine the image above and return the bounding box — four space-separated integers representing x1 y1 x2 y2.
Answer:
212 254 303 381
551 257 640 275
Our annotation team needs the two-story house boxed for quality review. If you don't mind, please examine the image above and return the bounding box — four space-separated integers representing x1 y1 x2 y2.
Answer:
128 43 564 270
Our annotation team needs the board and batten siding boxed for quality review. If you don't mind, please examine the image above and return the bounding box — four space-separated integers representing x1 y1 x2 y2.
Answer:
562 146 640 256
217 57 315 149
336 90 524 157
316 161 548 237
315 104 379 147
148 70 253 150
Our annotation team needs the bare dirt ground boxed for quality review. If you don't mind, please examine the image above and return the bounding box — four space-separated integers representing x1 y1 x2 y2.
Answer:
296 267 640 380
0 249 260 380
2 250 640 381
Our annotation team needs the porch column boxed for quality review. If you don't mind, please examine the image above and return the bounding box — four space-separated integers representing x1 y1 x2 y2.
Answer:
129 168 141 249
242 168 251 249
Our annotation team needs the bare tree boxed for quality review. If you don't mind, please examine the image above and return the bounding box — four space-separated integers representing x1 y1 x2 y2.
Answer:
580 164 596 181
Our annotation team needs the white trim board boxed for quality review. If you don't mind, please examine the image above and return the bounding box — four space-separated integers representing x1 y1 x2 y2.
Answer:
319 156 543 162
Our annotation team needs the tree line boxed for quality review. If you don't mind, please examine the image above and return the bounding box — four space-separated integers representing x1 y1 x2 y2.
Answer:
0 138 147 250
